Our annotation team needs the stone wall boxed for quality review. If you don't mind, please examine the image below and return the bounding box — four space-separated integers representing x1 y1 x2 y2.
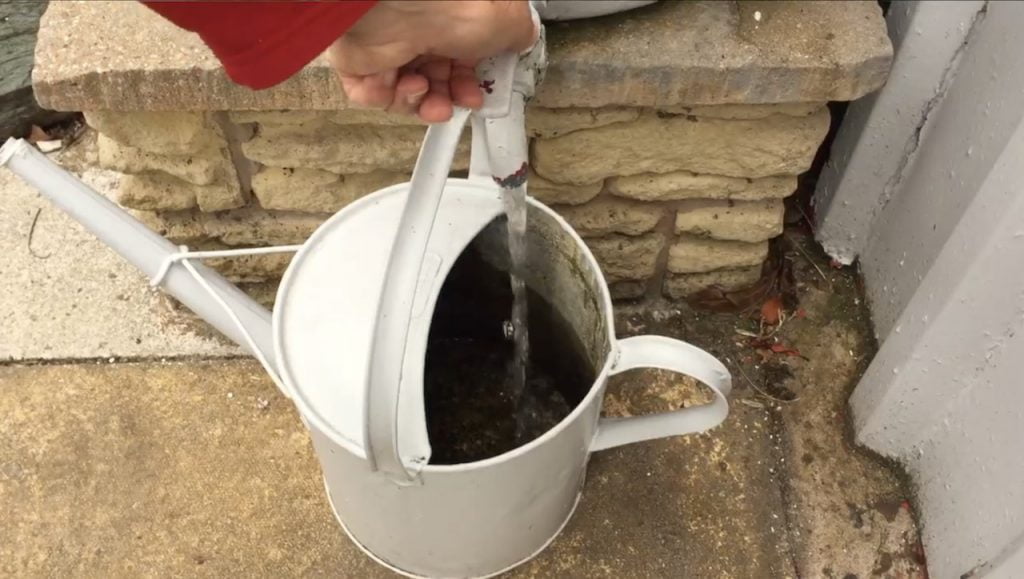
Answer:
84 103 829 300
34 0 893 303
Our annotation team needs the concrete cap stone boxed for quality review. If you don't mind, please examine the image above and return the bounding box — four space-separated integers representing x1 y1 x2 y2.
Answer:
33 1 892 112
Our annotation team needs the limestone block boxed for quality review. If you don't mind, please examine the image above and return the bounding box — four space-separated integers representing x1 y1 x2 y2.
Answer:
609 172 795 202
659 103 824 120
609 280 647 301
229 110 325 125
587 233 665 283
196 176 245 212
238 281 280 310
195 241 293 283
327 110 425 126
130 208 207 244
526 107 640 138
202 208 328 246
663 266 763 299
668 236 768 274
528 171 603 206
252 167 408 213
533 109 830 184
97 133 224 186
675 199 784 243
556 197 664 237
116 173 196 211
230 109 424 127
84 111 222 155
121 170 243 213
134 208 329 247
242 123 470 174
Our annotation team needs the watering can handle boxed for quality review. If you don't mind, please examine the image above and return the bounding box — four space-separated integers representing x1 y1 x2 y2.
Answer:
590 336 732 451
365 22 545 484
364 108 471 484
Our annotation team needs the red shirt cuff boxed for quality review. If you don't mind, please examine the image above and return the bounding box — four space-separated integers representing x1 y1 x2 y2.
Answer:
143 1 377 90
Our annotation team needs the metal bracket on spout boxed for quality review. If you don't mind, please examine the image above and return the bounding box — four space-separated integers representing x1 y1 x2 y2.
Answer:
148 244 303 399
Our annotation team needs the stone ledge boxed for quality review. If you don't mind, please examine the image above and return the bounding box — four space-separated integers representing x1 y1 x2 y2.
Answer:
34 1 891 112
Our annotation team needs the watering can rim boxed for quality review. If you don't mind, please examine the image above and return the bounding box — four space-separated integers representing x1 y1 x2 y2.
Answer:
272 178 618 473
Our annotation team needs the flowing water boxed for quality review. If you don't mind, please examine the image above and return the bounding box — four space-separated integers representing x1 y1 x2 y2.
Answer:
424 240 594 464
502 184 531 440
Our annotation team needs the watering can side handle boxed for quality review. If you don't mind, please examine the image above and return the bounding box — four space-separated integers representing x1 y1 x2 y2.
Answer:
590 336 732 452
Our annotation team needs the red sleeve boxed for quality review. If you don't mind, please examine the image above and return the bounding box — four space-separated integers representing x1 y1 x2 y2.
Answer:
142 1 377 90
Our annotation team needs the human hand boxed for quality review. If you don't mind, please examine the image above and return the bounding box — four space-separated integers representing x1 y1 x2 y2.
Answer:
326 1 537 123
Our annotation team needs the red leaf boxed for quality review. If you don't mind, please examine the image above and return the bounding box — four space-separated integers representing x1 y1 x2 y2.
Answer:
770 343 802 357
761 296 783 325
28 125 50 143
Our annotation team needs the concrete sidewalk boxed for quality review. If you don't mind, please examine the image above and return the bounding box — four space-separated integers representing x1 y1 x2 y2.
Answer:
1 360 789 577
0 297 925 577
0 137 240 362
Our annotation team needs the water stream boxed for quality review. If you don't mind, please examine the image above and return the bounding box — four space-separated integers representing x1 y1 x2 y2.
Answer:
424 232 591 464
502 184 531 441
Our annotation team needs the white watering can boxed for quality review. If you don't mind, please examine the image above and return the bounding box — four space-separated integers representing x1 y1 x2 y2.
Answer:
0 3 730 577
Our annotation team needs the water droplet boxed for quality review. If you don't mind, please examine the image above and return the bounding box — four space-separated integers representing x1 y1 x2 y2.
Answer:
966 146 974 157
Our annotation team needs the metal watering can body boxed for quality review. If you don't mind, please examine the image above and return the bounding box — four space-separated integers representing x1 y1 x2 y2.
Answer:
0 3 731 577
288 182 731 578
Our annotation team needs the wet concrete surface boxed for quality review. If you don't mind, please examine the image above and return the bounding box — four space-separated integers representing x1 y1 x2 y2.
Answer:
0 232 924 577
608 232 925 578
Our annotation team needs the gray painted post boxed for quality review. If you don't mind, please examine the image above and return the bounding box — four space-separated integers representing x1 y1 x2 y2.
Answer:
813 1 984 271
817 1 1024 576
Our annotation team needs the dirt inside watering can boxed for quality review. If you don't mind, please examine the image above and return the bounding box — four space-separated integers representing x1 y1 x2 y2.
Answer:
424 241 596 465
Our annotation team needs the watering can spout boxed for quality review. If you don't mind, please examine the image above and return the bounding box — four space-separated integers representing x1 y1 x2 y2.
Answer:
0 138 285 395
